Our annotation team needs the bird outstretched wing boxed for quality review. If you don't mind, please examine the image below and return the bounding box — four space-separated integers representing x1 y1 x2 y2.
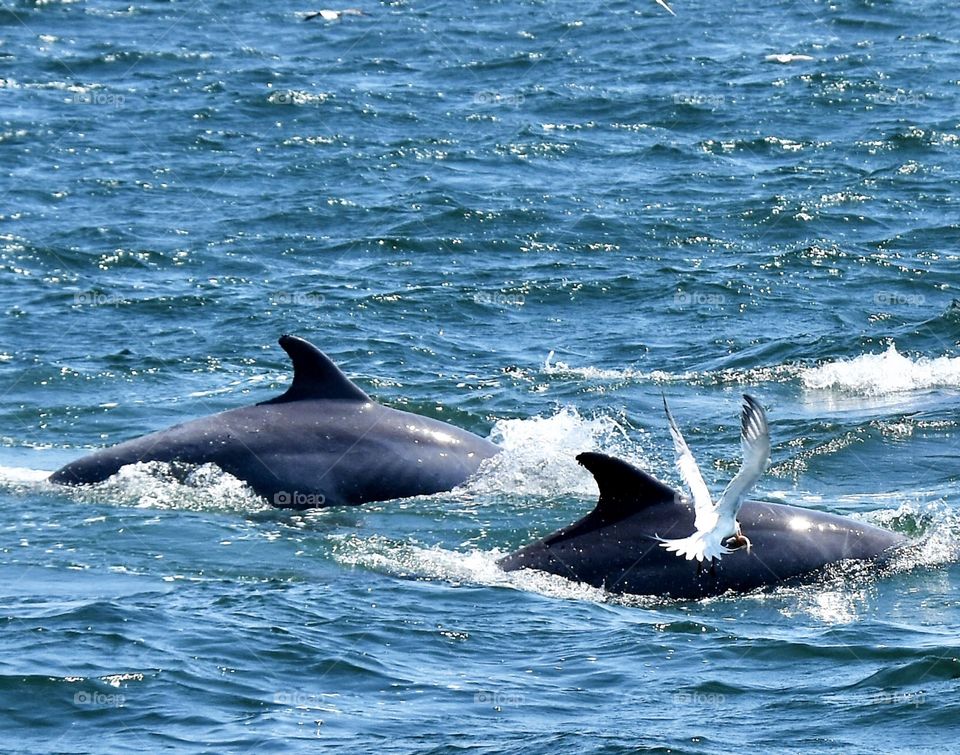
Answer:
662 395 714 529
714 394 770 525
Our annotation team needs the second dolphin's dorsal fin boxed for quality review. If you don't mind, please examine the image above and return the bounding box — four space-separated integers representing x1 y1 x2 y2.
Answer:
260 334 370 404
577 452 678 519
542 453 680 547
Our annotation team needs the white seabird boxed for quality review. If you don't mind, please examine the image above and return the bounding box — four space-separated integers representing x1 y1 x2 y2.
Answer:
654 0 677 16
658 394 770 568
304 8 366 22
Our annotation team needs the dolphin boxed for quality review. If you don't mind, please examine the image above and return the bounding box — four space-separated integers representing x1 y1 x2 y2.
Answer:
50 335 499 507
498 453 907 600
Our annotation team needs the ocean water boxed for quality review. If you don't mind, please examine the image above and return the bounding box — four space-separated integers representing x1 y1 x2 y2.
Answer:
2 0 960 751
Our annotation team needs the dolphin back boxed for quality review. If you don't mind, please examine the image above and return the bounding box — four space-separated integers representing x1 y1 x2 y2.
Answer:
499 453 908 599
49 335 500 506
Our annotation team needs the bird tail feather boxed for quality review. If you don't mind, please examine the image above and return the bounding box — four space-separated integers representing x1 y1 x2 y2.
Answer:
658 532 733 563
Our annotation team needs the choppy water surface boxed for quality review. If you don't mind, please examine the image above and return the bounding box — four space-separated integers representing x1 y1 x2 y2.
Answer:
2 0 960 751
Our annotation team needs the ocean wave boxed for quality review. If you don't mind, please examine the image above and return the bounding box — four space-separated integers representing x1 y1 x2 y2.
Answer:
802 345 960 395
542 351 801 387
543 343 960 397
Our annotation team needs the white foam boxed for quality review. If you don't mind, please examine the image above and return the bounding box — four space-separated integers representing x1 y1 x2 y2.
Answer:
50 462 269 514
873 501 960 571
543 351 677 383
267 89 333 106
469 406 643 497
542 351 801 387
0 465 53 485
333 535 610 603
1 458 269 514
801 345 960 395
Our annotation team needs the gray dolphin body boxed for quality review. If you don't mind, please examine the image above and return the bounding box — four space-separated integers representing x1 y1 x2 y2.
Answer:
498 452 907 599
50 335 499 507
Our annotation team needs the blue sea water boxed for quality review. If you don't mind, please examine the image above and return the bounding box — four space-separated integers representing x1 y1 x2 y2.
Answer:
2 0 960 751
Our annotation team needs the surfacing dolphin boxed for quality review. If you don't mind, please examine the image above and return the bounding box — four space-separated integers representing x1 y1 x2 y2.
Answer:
50 335 499 508
498 452 907 600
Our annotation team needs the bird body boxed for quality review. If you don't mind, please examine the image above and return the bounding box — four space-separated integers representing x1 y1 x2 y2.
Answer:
304 8 365 22
658 395 770 565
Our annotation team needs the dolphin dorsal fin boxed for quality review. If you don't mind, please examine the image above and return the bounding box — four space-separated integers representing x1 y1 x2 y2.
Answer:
577 452 678 520
261 335 370 404
542 453 679 547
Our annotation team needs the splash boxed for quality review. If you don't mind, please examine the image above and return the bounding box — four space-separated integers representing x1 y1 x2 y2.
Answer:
31 461 269 514
469 406 644 497
0 465 53 484
873 501 960 572
332 535 611 603
0 465 54 497
801 345 960 395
